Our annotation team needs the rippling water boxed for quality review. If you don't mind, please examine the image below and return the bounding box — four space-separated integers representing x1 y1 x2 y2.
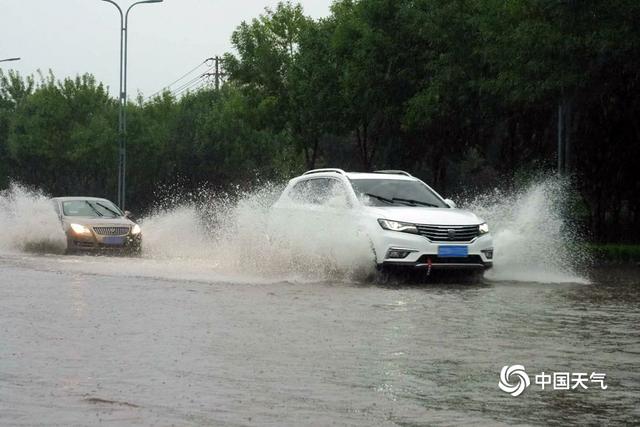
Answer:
0 254 637 426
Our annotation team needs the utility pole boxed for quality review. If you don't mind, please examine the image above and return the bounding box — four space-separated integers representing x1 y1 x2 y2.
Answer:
0 57 20 63
213 56 225 90
202 57 225 90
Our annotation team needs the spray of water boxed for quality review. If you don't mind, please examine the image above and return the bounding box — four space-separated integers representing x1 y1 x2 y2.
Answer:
141 183 375 281
461 175 589 283
0 177 589 284
0 183 66 254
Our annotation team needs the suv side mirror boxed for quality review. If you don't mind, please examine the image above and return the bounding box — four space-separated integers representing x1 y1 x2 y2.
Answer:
444 198 457 209
124 210 132 218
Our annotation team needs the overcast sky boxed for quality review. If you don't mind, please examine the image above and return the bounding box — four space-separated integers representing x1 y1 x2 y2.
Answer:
0 0 332 98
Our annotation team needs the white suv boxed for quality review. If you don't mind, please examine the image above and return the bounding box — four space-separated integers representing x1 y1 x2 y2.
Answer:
270 169 493 274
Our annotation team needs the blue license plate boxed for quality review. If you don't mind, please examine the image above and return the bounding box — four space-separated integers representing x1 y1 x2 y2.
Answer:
103 236 125 246
438 245 468 257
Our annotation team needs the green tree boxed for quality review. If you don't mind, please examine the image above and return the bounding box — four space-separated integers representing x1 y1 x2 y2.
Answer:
6 72 117 197
224 1 314 168
0 70 35 188
288 18 344 168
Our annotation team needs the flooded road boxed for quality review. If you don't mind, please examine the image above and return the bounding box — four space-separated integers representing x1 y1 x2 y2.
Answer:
1 253 638 426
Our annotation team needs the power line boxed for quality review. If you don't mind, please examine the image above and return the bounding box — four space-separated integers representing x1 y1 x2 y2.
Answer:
172 75 208 97
193 80 210 92
170 57 227 98
145 55 227 101
170 71 210 97
170 57 225 96
146 57 213 101
172 82 203 97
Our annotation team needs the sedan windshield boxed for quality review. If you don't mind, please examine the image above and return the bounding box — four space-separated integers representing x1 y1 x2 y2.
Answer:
62 200 123 218
350 179 447 208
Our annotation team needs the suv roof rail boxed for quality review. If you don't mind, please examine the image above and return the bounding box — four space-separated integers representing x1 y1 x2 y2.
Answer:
302 168 347 176
373 170 413 177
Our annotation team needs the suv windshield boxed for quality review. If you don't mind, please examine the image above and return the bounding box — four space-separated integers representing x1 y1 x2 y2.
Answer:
62 200 123 218
350 179 447 208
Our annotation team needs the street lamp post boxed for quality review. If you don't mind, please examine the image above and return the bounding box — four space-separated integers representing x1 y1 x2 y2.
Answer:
100 0 163 210
0 57 21 63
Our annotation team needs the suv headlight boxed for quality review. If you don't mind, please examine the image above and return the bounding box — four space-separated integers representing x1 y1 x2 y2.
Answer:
131 224 142 235
479 223 489 234
378 219 418 234
70 223 91 235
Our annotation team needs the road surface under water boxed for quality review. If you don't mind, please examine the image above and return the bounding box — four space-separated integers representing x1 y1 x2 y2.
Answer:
0 252 638 426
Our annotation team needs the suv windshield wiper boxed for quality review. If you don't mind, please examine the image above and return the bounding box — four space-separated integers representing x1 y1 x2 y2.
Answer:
391 198 440 208
85 201 103 217
96 202 120 218
364 193 395 205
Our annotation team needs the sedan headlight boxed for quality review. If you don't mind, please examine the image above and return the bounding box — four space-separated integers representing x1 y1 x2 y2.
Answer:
131 224 142 235
378 219 418 234
479 222 489 234
70 223 91 235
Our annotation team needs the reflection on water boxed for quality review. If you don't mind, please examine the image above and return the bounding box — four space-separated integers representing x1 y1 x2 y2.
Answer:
0 255 637 426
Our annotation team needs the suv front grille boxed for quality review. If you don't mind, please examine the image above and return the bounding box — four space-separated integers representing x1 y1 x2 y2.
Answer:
415 224 480 242
93 226 130 236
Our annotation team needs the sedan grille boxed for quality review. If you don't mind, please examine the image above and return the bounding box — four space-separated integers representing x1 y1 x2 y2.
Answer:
415 224 480 242
93 226 130 236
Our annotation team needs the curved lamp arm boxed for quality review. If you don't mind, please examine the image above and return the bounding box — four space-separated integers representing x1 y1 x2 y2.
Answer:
101 0 124 26
122 0 163 96
126 0 164 22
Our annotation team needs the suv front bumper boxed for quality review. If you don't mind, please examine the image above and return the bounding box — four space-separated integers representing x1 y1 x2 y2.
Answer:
373 230 493 270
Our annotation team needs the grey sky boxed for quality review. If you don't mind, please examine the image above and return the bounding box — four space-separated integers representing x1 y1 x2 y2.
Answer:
0 0 331 98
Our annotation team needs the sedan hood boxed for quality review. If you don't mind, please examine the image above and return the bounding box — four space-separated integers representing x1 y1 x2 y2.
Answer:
366 206 483 226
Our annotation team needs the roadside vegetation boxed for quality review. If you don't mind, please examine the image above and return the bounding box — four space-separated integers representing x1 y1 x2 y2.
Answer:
588 244 640 264
0 0 638 244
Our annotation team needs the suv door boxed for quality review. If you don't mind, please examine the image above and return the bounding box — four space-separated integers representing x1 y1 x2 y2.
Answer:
268 178 322 244
271 176 349 232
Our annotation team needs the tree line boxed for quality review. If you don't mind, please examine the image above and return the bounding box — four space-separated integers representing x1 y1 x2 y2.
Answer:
1 0 638 242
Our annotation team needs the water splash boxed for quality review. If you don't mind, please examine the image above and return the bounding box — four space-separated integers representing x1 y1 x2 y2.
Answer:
0 183 66 254
461 176 589 283
140 184 375 281
0 177 589 284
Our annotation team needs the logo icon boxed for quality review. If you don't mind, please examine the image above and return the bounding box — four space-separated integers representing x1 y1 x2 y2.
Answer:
447 229 456 240
499 365 530 397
